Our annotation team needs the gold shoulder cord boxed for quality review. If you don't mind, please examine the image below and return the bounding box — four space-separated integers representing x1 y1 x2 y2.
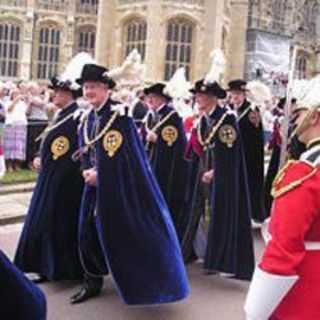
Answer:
197 112 228 151
146 110 177 133
35 113 75 142
145 110 177 150
238 106 251 122
83 111 120 149
271 160 318 198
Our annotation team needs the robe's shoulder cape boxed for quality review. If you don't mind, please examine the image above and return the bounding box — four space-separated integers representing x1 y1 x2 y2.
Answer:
238 100 266 222
78 99 189 305
142 105 190 239
0 250 46 319
15 102 84 280
183 107 255 280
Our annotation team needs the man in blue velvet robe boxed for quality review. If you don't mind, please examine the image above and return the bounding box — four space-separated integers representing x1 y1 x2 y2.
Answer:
228 79 266 223
182 79 255 281
141 83 190 240
14 77 84 282
70 63 189 305
0 250 46 319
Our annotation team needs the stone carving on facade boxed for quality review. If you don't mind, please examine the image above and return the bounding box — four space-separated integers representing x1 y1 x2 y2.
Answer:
0 12 25 25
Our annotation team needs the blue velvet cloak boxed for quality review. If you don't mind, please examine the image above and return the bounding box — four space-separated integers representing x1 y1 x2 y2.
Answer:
0 250 46 319
78 99 189 305
236 100 266 222
14 103 84 280
142 105 190 240
182 107 255 280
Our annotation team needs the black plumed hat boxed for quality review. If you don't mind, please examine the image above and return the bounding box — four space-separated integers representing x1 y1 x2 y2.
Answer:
143 83 172 101
76 64 116 89
190 79 226 99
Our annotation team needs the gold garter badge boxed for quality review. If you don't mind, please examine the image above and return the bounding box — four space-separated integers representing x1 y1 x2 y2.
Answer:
103 130 123 157
218 125 237 148
51 136 70 160
161 126 178 147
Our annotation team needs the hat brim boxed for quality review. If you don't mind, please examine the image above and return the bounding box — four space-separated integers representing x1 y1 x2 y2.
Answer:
48 81 75 92
190 88 226 99
227 87 248 92
76 77 116 89
143 88 172 101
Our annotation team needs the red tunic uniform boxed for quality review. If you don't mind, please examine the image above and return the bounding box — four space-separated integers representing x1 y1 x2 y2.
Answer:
245 142 320 320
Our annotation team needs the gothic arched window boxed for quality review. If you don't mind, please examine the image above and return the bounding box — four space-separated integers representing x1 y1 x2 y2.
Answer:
307 2 318 37
77 0 99 14
38 0 67 11
75 26 96 56
296 55 307 79
37 26 61 79
164 18 194 81
272 1 286 32
123 18 147 61
0 22 21 77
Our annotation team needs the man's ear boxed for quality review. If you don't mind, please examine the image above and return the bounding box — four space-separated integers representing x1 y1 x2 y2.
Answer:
310 110 320 125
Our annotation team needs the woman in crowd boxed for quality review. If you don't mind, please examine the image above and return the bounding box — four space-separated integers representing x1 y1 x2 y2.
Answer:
25 82 49 168
3 88 29 172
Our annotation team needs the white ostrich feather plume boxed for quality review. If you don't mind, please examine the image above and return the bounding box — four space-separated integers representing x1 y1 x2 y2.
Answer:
164 68 192 99
107 49 145 87
295 75 320 110
60 52 96 89
246 80 272 112
204 49 226 85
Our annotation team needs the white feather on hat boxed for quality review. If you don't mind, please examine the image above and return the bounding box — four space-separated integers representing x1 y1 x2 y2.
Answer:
164 68 192 100
301 76 320 110
106 49 145 87
204 49 226 85
60 52 96 90
246 80 272 113
291 76 320 111
291 79 310 103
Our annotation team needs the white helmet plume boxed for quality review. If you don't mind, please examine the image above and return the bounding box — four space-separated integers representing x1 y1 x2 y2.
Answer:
295 75 320 110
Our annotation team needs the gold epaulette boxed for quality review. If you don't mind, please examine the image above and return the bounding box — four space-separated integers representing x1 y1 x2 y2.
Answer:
271 160 318 198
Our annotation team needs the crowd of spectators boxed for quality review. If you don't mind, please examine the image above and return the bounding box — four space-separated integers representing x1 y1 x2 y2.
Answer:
0 79 285 175
0 81 57 172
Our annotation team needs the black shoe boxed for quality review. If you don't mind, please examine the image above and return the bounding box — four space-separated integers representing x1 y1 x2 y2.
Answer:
70 277 103 304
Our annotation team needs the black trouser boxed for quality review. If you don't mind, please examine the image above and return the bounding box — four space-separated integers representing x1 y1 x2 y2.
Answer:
25 120 48 166
84 274 103 290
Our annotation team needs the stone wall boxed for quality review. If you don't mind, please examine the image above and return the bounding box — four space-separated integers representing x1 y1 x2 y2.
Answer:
0 0 97 81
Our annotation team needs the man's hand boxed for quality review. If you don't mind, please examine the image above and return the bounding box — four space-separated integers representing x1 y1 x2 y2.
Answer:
146 131 158 143
202 170 214 184
33 157 41 171
82 168 97 186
